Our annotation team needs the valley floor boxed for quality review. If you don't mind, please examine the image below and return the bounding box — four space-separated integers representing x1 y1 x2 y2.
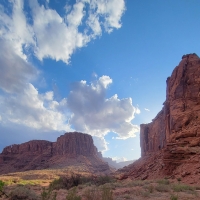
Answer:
0 169 200 200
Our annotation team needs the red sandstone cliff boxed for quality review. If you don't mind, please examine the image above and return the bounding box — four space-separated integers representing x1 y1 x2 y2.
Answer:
119 54 200 184
0 132 111 175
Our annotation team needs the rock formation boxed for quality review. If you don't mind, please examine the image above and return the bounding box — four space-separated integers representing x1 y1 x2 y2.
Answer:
0 132 111 175
98 152 135 169
119 53 200 184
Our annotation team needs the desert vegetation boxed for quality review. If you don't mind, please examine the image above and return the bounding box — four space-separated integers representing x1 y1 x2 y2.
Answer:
0 171 200 200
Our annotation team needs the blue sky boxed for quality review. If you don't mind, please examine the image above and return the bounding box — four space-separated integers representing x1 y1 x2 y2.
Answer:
0 0 200 162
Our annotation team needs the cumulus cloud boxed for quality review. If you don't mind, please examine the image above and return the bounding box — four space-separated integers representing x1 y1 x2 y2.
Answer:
144 108 150 111
0 0 139 153
0 0 125 63
0 40 37 93
0 41 71 132
67 76 140 139
93 136 108 152
0 84 71 131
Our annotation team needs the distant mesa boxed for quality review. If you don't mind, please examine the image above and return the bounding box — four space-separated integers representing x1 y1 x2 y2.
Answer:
98 152 135 169
119 53 200 184
0 132 112 175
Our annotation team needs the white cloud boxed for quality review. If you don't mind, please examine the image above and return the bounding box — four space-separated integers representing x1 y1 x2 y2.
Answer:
0 0 125 64
0 41 71 132
99 75 113 88
88 0 125 33
0 40 37 93
0 83 71 131
67 76 140 139
112 156 128 163
0 0 34 59
93 136 108 152
0 0 135 153
144 108 150 111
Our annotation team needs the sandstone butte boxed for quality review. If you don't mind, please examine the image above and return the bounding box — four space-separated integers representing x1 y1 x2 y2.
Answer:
119 53 200 184
0 132 111 175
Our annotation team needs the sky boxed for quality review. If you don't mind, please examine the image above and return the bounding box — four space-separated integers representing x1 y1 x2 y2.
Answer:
0 0 200 162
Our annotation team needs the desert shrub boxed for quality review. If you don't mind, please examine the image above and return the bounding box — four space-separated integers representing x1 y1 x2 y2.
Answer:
83 187 100 200
155 184 170 192
144 184 154 193
9 185 38 200
141 191 150 198
123 194 131 199
41 188 57 200
49 174 82 190
172 183 194 192
157 179 170 185
177 178 181 183
49 174 115 191
128 180 146 187
95 175 114 186
101 186 113 200
66 187 81 200
0 180 9 198
170 194 178 200
0 180 5 191
49 178 64 190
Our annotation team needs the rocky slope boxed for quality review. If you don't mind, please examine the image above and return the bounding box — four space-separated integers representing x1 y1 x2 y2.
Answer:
0 132 111 175
119 53 200 184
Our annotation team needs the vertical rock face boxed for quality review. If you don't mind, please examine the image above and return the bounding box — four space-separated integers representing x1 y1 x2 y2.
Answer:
121 54 200 184
140 109 166 157
140 53 200 156
0 132 111 174
53 132 97 157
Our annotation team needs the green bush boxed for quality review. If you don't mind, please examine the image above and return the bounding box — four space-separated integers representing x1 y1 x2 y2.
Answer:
49 174 115 191
95 175 114 186
101 186 113 200
10 185 38 200
0 180 9 198
170 194 178 200
66 187 81 200
157 179 170 185
144 184 154 193
83 187 100 200
49 174 82 190
41 187 57 200
155 184 170 192
172 184 194 192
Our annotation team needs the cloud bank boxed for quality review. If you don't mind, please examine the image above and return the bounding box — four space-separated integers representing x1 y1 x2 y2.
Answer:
0 0 140 153
67 76 139 140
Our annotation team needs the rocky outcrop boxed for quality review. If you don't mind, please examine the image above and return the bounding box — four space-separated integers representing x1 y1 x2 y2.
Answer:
0 132 111 175
120 54 200 184
53 132 97 157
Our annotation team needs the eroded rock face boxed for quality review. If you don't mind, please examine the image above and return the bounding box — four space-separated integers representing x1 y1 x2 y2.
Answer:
0 132 111 174
141 54 200 154
53 132 97 157
120 54 200 184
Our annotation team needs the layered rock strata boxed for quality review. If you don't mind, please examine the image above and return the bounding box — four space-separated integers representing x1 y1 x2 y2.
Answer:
0 132 111 174
120 54 200 184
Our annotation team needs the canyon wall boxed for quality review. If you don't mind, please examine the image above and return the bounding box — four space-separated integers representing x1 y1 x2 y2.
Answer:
140 53 200 156
120 54 200 184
